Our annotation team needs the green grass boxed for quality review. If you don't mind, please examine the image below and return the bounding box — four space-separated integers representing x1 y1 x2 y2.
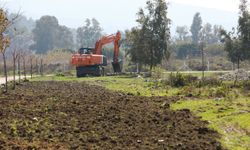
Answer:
171 98 250 150
162 71 228 79
32 75 179 96
31 74 250 150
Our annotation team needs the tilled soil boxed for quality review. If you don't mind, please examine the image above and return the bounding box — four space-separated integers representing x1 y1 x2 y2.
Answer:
0 81 223 150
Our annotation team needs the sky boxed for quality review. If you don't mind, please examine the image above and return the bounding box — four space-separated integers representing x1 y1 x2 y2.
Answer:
1 0 240 34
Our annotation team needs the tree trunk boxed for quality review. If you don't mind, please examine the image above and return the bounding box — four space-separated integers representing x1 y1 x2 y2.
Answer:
150 63 153 73
3 53 8 92
150 48 154 75
36 58 39 75
237 57 240 70
23 56 26 80
201 46 205 82
12 54 16 90
18 56 21 83
40 58 43 76
30 57 33 79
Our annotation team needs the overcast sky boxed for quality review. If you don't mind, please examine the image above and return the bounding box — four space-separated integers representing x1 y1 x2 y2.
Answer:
1 0 239 34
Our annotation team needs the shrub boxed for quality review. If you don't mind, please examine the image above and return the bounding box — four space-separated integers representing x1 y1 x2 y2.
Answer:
195 77 223 87
214 87 227 98
168 73 198 87
241 81 250 90
56 73 65 77
152 67 165 80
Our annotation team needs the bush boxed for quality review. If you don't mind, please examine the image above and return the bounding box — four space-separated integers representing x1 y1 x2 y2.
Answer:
195 77 223 87
56 73 65 77
214 87 227 98
151 67 165 80
179 86 199 97
168 73 198 87
241 81 250 90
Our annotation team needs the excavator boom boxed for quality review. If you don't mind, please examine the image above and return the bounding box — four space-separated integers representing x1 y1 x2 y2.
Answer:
94 31 121 72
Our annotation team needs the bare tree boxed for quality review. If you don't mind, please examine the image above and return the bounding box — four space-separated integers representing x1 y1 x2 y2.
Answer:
21 51 27 80
11 32 33 83
11 45 18 89
0 9 11 92
9 28 24 89
29 55 33 79
36 57 39 75
17 54 21 83
0 9 22 91
40 57 43 76
1 39 10 92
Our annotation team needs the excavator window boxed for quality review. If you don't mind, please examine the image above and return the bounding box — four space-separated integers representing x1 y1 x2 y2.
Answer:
78 48 93 55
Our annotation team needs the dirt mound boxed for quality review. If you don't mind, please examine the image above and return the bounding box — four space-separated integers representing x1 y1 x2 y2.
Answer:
0 81 223 149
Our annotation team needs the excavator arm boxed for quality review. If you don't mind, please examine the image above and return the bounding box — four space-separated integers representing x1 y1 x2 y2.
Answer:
93 31 122 73
94 31 121 63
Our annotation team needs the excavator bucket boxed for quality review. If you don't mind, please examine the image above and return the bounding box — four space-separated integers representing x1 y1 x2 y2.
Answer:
112 62 122 73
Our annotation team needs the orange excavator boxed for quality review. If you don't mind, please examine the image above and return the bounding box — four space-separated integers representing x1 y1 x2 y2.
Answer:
71 31 122 77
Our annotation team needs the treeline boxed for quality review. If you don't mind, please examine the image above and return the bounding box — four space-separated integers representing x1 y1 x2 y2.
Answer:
173 13 223 60
124 0 225 72
125 0 170 71
220 0 250 69
0 10 109 92
124 0 250 72
6 14 104 54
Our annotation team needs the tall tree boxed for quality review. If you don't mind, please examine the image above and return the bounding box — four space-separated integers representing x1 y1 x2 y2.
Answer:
201 23 213 44
0 9 10 92
76 18 102 48
211 25 222 44
238 0 250 59
220 29 243 69
31 16 59 54
126 0 170 71
176 26 189 41
31 16 74 54
190 12 202 45
220 0 250 69
56 25 74 49
125 28 147 72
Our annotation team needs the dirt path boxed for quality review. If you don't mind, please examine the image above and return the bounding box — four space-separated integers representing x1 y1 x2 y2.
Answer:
0 81 224 149
0 76 32 84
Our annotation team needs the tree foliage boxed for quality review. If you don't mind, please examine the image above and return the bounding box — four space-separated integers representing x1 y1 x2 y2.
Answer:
176 26 189 41
31 16 74 54
56 25 74 50
125 28 146 65
176 43 198 59
220 29 243 68
76 18 102 48
220 0 250 68
0 9 10 53
125 0 170 70
190 12 202 45
238 0 250 59
0 9 11 92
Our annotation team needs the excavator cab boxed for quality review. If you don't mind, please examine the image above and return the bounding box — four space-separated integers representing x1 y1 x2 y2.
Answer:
78 48 93 54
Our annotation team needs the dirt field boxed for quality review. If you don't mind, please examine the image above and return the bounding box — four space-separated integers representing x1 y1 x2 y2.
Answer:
0 81 223 149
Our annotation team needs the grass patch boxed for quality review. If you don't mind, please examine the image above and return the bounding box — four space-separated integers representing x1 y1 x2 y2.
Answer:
31 75 179 96
171 98 250 150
